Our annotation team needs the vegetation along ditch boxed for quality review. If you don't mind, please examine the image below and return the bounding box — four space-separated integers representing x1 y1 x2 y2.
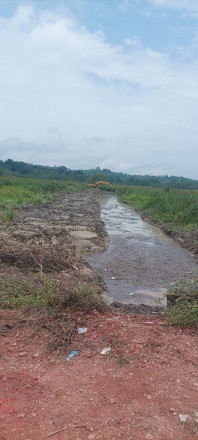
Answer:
0 176 197 330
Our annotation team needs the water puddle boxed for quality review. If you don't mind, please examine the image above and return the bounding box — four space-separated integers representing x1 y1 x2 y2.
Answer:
87 195 197 306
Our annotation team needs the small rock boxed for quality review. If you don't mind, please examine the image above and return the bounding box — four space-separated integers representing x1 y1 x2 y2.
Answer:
128 293 135 296
33 353 40 358
109 398 116 404
88 435 95 440
100 347 111 355
170 408 175 413
19 352 27 357
147 395 152 400
111 277 116 280
17 414 25 418
72 265 79 271
179 414 189 423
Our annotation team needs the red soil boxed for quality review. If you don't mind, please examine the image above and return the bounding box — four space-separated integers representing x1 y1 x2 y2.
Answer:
0 309 198 440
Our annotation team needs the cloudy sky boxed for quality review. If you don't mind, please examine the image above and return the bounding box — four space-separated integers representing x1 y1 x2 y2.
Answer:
0 0 198 178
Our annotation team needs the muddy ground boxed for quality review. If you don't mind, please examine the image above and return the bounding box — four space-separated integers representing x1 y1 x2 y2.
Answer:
87 195 197 307
0 189 108 291
0 189 198 440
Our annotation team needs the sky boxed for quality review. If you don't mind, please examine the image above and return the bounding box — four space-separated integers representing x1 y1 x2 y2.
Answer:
0 1 198 178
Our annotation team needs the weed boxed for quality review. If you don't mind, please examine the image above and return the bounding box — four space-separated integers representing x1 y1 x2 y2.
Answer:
116 352 130 367
166 278 198 327
0 274 56 309
116 185 198 232
53 282 106 313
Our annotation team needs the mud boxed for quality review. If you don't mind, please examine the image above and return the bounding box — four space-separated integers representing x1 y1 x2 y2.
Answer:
87 195 198 306
0 189 108 277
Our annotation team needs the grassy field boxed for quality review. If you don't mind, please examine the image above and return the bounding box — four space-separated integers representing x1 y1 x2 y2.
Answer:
0 177 87 224
116 185 198 232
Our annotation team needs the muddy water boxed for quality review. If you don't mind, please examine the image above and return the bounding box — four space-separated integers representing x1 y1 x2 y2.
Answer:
87 195 197 306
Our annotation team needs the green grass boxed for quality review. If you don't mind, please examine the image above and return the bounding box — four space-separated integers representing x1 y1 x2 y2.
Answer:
0 274 55 308
0 273 106 316
116 185 198 232
166 278 198 328
0 177 87 224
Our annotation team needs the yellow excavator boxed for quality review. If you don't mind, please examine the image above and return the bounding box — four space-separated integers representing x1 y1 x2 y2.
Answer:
88 181 114 191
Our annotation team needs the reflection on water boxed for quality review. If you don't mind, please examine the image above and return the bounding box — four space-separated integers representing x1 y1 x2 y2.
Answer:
87 195 197 306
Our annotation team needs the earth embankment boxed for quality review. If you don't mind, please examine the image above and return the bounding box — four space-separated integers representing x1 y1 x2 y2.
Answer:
0 189 108 290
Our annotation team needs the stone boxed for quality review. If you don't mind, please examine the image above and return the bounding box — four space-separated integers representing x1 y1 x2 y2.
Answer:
179 414 189 423
109 398 116 404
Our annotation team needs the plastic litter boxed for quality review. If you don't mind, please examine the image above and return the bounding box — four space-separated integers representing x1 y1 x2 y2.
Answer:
139 321 154 325
100 347 111 355
128 292 135 296
77 328 87 334
66 350 78 362
111 277 116 280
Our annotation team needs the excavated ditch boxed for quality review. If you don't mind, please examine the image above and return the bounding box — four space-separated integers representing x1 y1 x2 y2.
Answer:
87 195 198 307
0 189 197 312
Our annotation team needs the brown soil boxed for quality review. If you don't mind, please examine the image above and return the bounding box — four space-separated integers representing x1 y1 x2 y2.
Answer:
0 189 198 439
0 189 108 291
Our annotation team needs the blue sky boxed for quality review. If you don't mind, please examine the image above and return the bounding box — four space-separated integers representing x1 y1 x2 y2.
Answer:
0 0 198 178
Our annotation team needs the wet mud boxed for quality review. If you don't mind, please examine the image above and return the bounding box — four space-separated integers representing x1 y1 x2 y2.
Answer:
87 195 198 306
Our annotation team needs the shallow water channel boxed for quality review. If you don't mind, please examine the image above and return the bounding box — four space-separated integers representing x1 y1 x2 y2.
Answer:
87 195 197 306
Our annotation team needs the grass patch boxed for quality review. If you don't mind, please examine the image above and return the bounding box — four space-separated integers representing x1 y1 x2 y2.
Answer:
0 274 55 308
0 274 106 314
0 177 87 225
116 185 198 232
166 278 198 328
53 282 106 313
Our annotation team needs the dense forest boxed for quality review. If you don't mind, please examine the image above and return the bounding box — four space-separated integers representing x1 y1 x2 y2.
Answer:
0 159 198 189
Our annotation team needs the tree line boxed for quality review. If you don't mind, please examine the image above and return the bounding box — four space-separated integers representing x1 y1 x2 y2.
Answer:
0 159 198 190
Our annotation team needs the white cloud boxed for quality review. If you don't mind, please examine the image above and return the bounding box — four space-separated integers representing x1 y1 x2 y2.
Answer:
146 0 198 11
0 5 198 178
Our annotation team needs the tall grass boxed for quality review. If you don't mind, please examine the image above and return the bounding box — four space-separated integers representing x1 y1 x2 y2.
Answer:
0 177 87 224
116 186 198 231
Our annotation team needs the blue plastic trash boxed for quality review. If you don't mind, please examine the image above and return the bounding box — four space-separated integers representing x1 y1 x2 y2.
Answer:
66 350 78 362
